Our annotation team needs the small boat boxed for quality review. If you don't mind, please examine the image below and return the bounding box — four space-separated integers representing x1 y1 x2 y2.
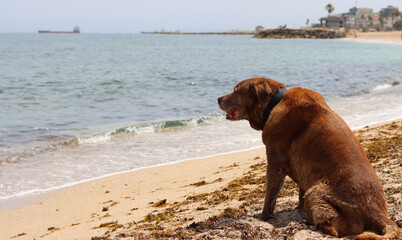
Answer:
39 26 80 34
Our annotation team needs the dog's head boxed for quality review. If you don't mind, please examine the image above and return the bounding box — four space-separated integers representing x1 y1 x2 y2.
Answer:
217 78 285 130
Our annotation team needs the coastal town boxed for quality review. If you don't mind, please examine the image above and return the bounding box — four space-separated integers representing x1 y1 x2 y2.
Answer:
318 5 401 31
152 4 402 40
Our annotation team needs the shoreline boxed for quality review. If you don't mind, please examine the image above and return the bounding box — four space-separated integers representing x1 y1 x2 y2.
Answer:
0 117 401 239
341 38 402 45
0 146 264 211
0 146 268 239
151 29 402 43
345 30 402 43
1 115 401 211
0 116 402 213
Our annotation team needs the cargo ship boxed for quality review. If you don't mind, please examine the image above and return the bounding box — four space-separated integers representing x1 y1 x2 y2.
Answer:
38 26 80 34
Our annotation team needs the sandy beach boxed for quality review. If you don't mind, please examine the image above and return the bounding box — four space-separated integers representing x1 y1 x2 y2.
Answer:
346 31 402 43
0 118 400 240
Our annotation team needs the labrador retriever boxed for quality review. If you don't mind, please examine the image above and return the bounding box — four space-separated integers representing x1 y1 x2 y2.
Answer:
217 78 400 239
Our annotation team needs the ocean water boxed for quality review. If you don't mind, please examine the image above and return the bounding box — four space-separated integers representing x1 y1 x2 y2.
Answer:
0 34 401 200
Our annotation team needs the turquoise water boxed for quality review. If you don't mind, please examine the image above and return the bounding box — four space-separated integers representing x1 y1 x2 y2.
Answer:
0 34 401 199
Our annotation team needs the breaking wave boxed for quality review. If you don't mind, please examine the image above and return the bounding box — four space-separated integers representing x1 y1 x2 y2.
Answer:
0 113 224 164
77 113 223 144
371 83 394 92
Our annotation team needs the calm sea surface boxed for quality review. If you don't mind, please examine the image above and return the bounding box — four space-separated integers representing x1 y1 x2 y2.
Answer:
0 34 401 199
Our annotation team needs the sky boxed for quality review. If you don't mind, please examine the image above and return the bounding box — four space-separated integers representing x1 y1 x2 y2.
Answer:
1 0 401 33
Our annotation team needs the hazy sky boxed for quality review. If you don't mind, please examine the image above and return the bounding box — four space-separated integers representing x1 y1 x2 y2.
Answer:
1 0 401 33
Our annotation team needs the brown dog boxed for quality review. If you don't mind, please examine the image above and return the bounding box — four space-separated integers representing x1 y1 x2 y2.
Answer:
217 78 400 239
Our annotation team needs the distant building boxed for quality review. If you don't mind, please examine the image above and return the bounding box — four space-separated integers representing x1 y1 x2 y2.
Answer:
343 7 373 29
320 7 375 30
371 14 380 26
379 6 401 29
318 5 400 30
255 25 264 32
320 15 345 29
380 5 399 17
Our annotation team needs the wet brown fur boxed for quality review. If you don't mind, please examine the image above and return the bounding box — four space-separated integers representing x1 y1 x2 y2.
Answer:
217 78 400 239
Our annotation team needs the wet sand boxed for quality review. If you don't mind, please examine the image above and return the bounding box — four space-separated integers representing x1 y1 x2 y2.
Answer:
0 119 401 239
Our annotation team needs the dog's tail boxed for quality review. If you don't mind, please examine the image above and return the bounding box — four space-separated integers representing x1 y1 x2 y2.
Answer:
354 219 400 240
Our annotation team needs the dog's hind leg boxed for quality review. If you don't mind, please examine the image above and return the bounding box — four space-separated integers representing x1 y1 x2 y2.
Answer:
304 183 364 237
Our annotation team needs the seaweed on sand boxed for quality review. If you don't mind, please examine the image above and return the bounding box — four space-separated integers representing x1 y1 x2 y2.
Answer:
91 121 402 239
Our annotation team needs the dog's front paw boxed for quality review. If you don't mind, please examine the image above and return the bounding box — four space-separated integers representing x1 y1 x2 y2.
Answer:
258 212 272 221
295 202 304 210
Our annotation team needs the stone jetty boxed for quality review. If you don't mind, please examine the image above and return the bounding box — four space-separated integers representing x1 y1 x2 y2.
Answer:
254 28 346 39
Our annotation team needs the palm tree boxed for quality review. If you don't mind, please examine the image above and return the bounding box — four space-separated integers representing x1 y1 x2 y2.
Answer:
392 9 400 30
326 4 335 17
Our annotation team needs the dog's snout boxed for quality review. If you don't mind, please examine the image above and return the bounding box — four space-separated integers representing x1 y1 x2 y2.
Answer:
217 96 223 104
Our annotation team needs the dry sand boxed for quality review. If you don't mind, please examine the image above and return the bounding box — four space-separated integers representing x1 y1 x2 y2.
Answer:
0 119 401 240
346 31 402 43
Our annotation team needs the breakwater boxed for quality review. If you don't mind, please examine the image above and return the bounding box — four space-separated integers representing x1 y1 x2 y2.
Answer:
254 28 346 39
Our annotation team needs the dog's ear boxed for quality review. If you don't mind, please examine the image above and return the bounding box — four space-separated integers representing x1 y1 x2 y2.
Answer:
249 82 272 104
